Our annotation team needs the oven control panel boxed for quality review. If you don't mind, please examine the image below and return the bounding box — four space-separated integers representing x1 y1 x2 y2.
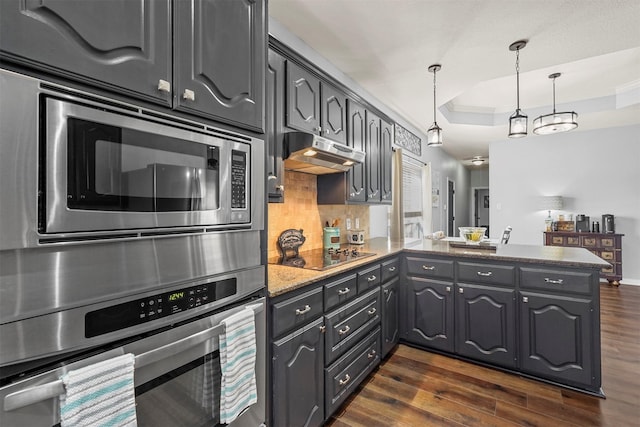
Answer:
85 278 237 338
231 150 247 209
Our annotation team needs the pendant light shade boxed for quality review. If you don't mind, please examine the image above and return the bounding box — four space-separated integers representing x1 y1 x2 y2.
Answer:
427 64 443 147
533 73 578 135
508 40 528 138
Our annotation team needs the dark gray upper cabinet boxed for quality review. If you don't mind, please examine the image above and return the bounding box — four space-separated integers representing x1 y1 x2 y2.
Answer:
345 99 366 202
365 111 381 202
0 0 172 104
455 283 516 368
321 82 347 144
266 50 286 202
1 0 266 132
380 118 393 203
174 0 265 131
286 61 321 134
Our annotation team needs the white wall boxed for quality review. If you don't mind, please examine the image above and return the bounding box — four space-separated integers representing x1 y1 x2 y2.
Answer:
490 124 640 285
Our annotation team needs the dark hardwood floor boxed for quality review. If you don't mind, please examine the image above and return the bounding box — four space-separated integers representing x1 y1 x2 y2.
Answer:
327 283 640 426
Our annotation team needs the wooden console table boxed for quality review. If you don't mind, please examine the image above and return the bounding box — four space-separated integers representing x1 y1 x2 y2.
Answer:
544 231 624 285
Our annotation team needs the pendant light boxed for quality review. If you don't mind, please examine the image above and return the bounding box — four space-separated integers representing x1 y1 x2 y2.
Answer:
533 73 578 134
427 64 443 147
508 40 528 138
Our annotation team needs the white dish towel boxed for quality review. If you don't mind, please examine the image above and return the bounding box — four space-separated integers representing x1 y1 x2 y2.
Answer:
59 353 137 427
219 307 258 424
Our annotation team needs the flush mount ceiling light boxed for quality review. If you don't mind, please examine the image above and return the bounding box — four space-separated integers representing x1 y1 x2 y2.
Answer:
508 40 528 138
533 73 578 135
427 64 443 147
471 156 485 166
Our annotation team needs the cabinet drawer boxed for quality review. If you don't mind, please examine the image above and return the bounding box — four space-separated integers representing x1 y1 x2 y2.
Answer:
520 267 595 295
325 288 380 364
357 264 381 294
325 327 380 417
381 257 400 283
272 287 324 338
324 274 358 311
406 256 454 279
457 261 515 286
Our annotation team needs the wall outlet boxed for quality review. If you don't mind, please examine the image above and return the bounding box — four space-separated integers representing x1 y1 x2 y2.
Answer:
355 218 360 229
346 218 352 230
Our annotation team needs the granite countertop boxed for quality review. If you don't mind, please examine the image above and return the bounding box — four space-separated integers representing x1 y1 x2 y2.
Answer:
268 237 610 297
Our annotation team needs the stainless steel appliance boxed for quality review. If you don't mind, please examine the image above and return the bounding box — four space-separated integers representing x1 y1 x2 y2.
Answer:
576 215 590 232
284 131 365 174
0 69 266 426
0 69 264 249
602 214 615 234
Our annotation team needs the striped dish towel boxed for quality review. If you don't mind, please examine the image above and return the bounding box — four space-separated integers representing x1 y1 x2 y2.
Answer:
59 353 137 427
219 307 258 424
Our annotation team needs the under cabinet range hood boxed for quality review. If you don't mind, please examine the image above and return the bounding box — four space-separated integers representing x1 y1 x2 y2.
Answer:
284 132 365 174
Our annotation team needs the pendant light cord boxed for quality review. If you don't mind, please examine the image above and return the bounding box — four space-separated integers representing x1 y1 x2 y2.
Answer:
552 75 557 113
432 68 437 123
515 48 521 110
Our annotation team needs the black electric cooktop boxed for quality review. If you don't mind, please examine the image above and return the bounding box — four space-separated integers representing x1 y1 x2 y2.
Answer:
269 246 376 271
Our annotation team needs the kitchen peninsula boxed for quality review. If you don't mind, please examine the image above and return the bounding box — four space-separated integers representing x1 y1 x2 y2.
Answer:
268 238 610 426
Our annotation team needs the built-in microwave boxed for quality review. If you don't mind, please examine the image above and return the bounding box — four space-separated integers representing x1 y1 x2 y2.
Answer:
0 69 264 248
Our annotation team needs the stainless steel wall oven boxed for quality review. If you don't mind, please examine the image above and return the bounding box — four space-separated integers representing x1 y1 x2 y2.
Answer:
0 69 266 426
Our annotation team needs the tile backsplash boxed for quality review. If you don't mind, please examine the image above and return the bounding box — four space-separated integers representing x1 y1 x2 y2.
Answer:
268 171 369 259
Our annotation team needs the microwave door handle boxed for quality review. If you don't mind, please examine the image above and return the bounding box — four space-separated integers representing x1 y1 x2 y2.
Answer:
191 168 200 211
3 301 264 412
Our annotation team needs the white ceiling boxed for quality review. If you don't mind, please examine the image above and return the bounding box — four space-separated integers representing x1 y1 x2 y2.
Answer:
269 0 640 166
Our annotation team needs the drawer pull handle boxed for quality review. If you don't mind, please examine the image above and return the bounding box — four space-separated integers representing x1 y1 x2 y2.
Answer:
545 278 564 285
388 266 396 272
422 265 436 271
367 307 377 315
338 325 351 335
338 287 351 295
446 286 451 292
295 305 311 315
339 374 351 386
477 271 493 277
367 350 377 359
523 296 529 303
367 275 377 282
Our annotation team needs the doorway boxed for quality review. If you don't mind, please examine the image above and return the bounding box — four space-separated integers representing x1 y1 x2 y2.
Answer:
447 179 455 236
474 188 490 236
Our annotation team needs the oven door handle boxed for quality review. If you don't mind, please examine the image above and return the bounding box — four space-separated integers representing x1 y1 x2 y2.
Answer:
3 301 264 412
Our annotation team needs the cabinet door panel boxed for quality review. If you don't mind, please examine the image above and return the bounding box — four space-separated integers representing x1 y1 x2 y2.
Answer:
174 0 265 130
0 0 171 104
380 118 393 203
345 100 366 202
520 292 594 387
321 82 347 144
267 50 285 202
273 318 325 427
405 277 454 352
365 111 381 202
286 62 321 133
455 284 516 368
381 278 399 357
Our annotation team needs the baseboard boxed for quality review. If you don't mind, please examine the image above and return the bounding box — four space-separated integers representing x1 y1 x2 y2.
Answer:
601 278 640 286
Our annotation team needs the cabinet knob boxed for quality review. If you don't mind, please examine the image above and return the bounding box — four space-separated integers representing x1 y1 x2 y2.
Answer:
267 174 277 181
295 305 311 315
388 266 396 272
338 325 351 335
383 289 389 295
157 79 171 93
446 286 451 293
458 288 464 294
276 185 284 192
319 325 326 333
522 296 529 303
324 129 330 135
183 89 196 101
367 350 377 359
314 126 322 133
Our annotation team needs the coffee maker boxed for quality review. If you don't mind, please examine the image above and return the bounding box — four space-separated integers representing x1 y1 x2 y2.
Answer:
575 214 590 232
602 214 615 234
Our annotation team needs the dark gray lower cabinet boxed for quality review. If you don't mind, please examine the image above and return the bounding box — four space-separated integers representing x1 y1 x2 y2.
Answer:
519 291 594 387
381 277 399 358
404 277 454 352
272 317 325 427
455 283 516 368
